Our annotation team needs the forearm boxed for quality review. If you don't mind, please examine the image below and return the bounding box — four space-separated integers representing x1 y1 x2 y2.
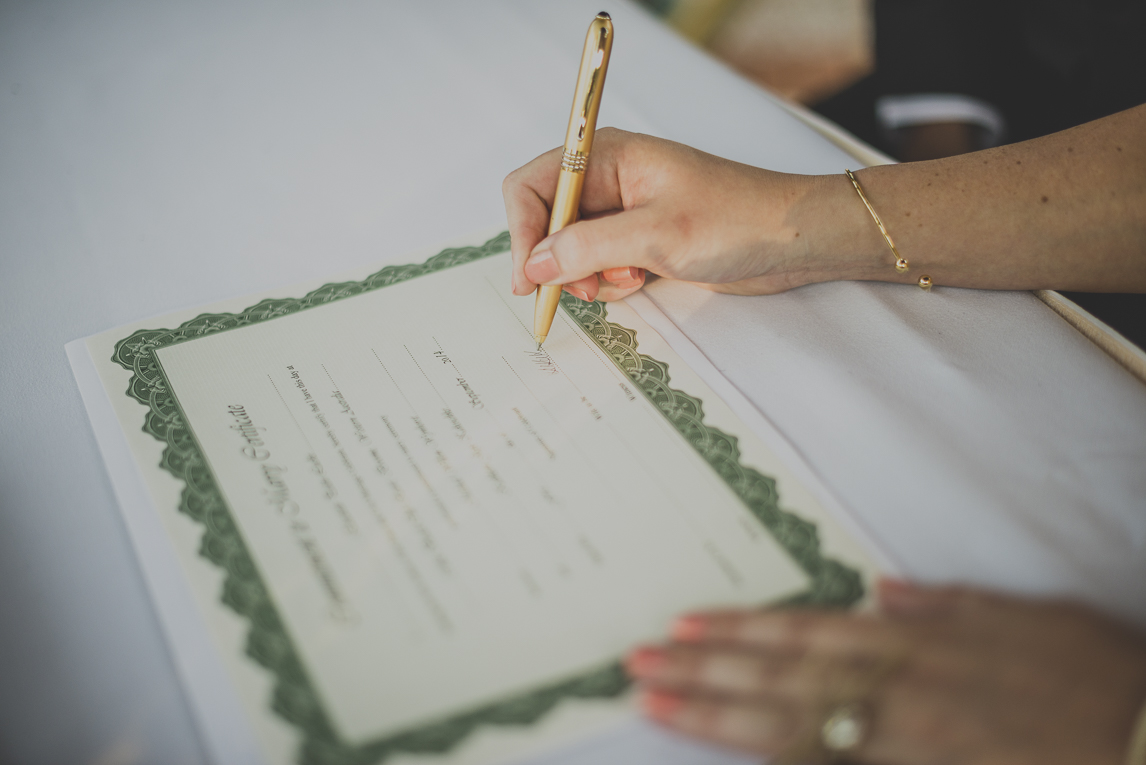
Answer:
504 116 1146 301
801 104 1146 292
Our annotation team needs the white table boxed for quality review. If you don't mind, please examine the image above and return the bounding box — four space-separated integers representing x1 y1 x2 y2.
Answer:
2 2 1144 763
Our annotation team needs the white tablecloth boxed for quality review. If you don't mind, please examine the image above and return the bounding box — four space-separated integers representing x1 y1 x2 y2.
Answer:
2 1 1143 763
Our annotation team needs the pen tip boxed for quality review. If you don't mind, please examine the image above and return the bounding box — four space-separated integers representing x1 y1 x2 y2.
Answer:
537 342 543 351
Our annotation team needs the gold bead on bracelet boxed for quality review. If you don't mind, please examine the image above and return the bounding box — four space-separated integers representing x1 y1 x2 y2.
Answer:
845 169 933 290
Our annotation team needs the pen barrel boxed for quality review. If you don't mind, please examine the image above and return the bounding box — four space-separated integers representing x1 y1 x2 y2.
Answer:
563 15 613 158
547 169 584 236
533 285 563 343
534 12 613 346
535 169 584 342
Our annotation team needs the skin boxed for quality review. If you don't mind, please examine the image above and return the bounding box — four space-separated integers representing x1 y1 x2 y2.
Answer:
501 105 1146 761
503 104 1146 301
626 580 1146 764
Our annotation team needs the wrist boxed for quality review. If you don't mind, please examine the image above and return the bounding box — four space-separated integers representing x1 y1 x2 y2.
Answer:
783 172 893 287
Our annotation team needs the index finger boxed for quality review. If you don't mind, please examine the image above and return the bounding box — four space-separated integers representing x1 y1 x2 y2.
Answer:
503 147 562 295
672 610 900 657
502 129 632 295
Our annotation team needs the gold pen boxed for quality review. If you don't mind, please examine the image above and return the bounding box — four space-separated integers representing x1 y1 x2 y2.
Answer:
533 11 614 348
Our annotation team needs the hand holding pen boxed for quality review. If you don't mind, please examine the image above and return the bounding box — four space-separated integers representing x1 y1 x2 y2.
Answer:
523 12 622 346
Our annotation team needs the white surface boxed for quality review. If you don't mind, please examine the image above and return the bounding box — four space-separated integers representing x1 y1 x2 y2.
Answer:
2 0 1145 764
66 341 264 765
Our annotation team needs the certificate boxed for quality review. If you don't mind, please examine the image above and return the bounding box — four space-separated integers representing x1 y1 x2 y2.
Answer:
71 231 882 765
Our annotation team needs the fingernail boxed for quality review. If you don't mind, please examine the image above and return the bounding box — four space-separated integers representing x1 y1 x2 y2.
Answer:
671 615 707 642
624 646 665 677
511 272 518 294
878 577 943 615
879 578 925 605
566 286 591 302
602 266 640 283
525 249 560 284
641 689 684 720
879 577 916 594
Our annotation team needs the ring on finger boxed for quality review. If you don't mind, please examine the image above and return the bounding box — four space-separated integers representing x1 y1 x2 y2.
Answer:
820 702 869 753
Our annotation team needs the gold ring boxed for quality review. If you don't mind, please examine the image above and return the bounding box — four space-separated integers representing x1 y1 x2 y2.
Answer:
820 703 868 753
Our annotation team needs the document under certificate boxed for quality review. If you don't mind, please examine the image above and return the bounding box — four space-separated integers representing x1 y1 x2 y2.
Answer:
72 231 881 765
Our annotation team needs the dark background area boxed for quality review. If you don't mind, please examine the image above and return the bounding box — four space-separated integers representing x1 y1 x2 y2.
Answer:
814 0 1146 350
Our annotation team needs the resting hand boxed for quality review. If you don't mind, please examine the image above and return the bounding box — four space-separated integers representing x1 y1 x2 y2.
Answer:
625 580 1146 764
502 128 863 302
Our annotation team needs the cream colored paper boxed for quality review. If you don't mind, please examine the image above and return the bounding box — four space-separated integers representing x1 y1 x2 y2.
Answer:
78 237 880 764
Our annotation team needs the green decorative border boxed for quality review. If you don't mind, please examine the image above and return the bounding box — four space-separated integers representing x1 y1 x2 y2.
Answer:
111 231 861 765
560 296 862 607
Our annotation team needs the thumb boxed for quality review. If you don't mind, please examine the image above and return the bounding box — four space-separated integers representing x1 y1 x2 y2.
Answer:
523 207 662 287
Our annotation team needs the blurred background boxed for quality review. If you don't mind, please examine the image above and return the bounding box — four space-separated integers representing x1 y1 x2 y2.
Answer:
635 0 1146 348
637 0 875 106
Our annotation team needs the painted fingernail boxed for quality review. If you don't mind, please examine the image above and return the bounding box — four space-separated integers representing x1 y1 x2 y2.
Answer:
641 689 684 720
879 577 916 594
566 286 591 302
525 250 560 284
879 578 927 605
671 615 707 642
878 577 949 615
624 646 666 677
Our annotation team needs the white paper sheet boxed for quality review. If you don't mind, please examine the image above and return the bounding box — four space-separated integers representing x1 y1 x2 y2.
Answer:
70 234 882 765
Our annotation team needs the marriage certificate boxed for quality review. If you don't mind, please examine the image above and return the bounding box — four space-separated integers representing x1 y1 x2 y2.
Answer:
70 231 881 765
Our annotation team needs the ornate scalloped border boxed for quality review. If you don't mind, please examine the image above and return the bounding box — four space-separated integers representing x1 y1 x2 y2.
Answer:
561 297 862 606
111 231 861 764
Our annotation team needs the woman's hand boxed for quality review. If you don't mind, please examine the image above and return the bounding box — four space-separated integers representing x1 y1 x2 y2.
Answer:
505 107 1146 298
502 128 872 302
626 580 1146 764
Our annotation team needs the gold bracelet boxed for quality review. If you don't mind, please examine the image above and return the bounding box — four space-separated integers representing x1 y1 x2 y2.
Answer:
1127 697 1146 765
844 169 932 291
